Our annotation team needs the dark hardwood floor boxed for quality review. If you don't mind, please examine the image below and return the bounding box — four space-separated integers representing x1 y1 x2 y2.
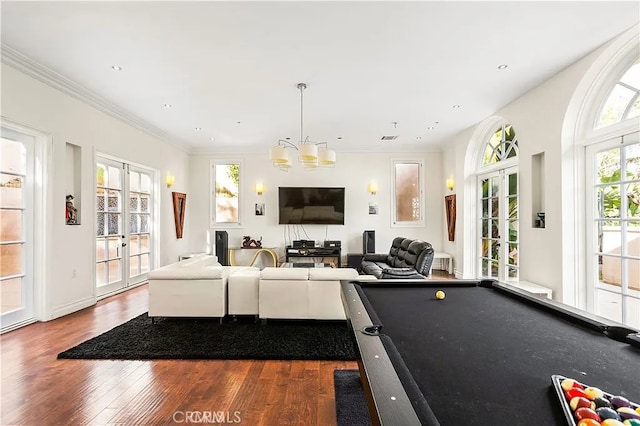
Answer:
0 270 452 425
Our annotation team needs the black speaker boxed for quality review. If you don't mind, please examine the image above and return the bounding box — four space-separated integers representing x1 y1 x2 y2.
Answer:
215 230 229 266
363 230 375 254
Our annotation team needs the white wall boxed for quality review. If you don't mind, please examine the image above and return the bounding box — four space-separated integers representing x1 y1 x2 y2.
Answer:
440 43 609 300
187 152 444 265
1 64 190 320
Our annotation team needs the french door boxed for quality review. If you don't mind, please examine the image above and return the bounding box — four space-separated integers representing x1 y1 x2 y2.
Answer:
1 129 35 331
96 157 153 297
586 135 639 328
478 166 519 281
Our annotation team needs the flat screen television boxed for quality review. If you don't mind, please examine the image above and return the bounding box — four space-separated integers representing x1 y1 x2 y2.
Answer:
278 187 345 225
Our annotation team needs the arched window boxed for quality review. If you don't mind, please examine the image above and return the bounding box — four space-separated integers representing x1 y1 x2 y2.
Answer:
482 124 519 166
596 58 640 129
585 56 639 328
477 123 520 281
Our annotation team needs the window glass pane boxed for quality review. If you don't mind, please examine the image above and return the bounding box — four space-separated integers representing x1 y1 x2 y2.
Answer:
626 296 640 329
625 184 639 218
140 234 149 254
0 175 23 208
96 237 107 262
108 260 121 284
108 236 120 260
140 173 151 193
482 199 488 218
481 258 489 276
129 194 139 213
508 173 518 196
394 163 421 222
490 177 499 197
130 171 140 192
215 163 239 223
596 84 636 128
0 244 22 277
140 214 149 233
130 235 140 255
481 220 489 238
508 196 518 219
1 277 23 314
508 220 519 242
107 166 121 189
626 144 640 181
96 262 107 286
129 255 139 278
107 213 120 235
629 98 640 120
508 243 519 265
627 258 639 292
620 59 640 89
1 138 26 175
130 214 139 233
600 222 621 255
491 261 499 277
597 186 620 219
0 210 22 241
97 163 106 187
600 253 621 287
481 179 489 198
140 194 149 213
140 253 150 274
508 266 518 279
108 190 120 212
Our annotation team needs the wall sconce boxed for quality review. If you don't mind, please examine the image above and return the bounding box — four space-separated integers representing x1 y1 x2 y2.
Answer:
165 174 175 188
255 182 265 195
446 177 455 191
368 182 378 195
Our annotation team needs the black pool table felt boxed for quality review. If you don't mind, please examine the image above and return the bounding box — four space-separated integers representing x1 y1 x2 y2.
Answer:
358 285 640 425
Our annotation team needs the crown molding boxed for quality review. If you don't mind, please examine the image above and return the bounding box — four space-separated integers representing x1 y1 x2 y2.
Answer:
1 43 189 154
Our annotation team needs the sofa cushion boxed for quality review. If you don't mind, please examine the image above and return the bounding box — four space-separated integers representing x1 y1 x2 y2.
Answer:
260 267 309 280
148 265 229 280
308 268 359 281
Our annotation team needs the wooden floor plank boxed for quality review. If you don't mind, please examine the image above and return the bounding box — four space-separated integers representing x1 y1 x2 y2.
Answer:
0 285 356 426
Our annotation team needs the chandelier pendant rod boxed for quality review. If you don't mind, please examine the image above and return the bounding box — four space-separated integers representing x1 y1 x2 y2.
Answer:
298 82 306 144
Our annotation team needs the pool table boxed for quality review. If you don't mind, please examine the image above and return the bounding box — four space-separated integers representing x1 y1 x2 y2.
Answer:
340 279 640 425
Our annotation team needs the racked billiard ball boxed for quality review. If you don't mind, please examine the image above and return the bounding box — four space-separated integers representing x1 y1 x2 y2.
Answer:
624 419 640 426
578 420 600 426
598 407 623 422
566 387 588 400
602 420 625 426
575 407 601 422
584 386 605 400
618 407 640 421
594 397 613 409
562 378 584 391
571 396 595 411
611 396 632 409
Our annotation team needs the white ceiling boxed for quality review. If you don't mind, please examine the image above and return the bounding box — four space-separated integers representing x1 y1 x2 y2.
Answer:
1 1 639 155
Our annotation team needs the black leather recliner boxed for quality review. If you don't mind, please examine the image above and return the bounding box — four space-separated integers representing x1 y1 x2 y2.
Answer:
361 237 434 279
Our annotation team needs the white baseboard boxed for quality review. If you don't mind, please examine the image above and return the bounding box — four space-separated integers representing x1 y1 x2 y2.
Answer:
49 296 96 320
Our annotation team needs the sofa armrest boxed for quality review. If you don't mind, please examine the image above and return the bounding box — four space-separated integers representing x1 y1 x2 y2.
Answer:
381 267 426 279
362 253 388 262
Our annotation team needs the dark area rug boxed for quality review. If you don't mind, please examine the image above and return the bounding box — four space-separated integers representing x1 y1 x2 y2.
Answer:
334 369 372 426
58 313 356 360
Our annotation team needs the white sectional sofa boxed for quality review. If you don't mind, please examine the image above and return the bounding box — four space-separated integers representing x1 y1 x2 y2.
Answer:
147 254 258 322
258 267 376 321
147 255 376 322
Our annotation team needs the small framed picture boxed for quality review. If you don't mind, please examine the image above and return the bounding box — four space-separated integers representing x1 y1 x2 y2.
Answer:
255 203 265 216
369 202 378 215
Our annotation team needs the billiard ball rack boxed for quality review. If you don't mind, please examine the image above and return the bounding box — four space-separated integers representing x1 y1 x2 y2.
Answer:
551 374 640 425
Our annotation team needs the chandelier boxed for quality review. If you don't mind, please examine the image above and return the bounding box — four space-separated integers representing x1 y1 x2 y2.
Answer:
270 83 336 171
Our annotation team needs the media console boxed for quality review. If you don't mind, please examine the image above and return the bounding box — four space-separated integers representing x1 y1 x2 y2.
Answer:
285 246 342 267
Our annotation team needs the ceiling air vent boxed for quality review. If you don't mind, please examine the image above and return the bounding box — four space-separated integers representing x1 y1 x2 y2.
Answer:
381 135 398 141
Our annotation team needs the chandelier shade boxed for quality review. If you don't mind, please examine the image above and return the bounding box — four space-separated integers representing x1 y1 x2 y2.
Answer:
318 149 336 165
270 146 289 164
270 82 337 171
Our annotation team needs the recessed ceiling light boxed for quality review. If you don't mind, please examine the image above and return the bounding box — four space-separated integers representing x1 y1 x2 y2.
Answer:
285 137 291 140
452 105 461 109
236 121 242 124
498 64 508 69
337 137 343 140
416 136 422 140
195 127 201 131
434 121 440 125
164 104 172 108
111 65 122 71
210 137 215 142
427 126 434 130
